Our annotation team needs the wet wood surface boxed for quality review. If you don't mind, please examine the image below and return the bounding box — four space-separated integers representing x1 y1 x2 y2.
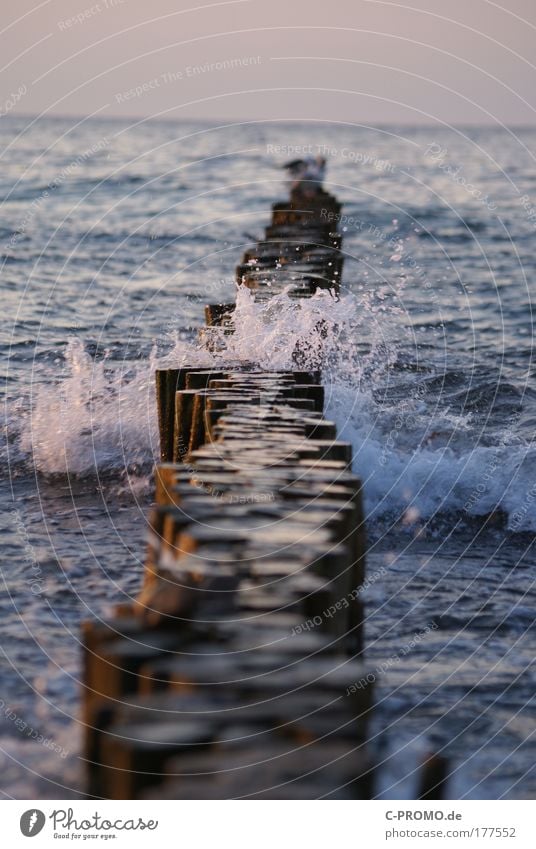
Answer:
81 187 442 799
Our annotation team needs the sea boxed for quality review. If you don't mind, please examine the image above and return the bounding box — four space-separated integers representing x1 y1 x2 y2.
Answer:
1 115 536 799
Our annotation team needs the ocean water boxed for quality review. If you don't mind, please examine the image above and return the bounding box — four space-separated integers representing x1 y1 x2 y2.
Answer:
1 116 536 798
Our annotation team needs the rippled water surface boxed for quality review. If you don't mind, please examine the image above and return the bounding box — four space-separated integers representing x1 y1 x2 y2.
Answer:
1 117 536 798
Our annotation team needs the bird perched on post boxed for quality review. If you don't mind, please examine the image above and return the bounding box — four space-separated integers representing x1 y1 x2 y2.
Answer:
282 155 326 198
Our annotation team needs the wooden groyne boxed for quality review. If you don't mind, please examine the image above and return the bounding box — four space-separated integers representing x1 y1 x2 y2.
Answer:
81 184 445 799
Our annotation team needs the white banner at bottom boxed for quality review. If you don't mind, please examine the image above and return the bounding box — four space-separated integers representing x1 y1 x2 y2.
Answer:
2 800 533 848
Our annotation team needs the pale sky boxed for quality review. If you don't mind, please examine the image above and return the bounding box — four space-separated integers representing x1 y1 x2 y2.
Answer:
2 0 536 125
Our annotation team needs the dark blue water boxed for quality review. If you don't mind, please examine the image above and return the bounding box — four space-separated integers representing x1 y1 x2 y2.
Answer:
1 116 536 798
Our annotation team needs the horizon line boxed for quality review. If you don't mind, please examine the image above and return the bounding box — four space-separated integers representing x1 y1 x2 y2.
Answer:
3 112 536 130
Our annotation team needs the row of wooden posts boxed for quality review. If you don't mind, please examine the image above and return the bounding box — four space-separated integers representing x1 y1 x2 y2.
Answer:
81 186 446 799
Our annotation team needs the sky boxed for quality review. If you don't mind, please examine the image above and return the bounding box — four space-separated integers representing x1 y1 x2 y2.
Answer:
2 0 536 126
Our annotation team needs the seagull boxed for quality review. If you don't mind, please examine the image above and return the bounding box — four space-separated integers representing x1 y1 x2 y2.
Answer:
282 155 326 196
